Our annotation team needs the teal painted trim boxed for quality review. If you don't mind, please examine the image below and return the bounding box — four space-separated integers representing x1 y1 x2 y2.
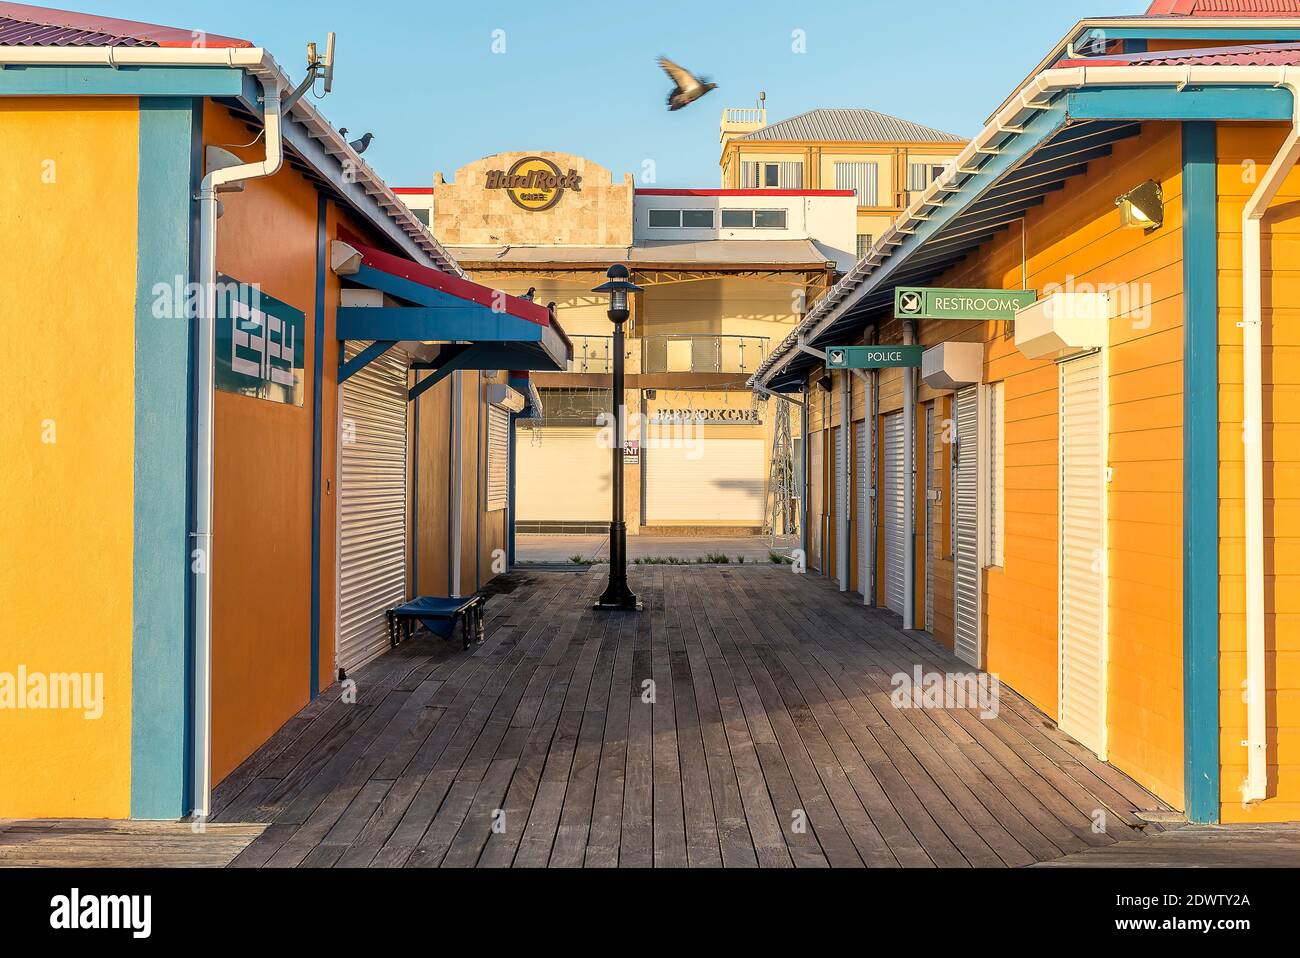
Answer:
0 65 244 97
131 98 198 819
338 339 397 384
338 305 542 343
808 103 1070 348
1182 121 1220 824
1067 86 1292 122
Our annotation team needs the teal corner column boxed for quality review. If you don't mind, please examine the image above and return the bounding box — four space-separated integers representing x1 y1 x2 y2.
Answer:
131 98 200 818
1181 121 1220 824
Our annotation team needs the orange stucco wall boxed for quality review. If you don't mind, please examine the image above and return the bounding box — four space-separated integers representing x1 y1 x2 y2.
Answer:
206 103 322 781
1217 122 1300 822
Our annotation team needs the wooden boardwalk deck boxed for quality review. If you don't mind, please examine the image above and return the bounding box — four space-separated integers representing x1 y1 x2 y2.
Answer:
209 565 1175 867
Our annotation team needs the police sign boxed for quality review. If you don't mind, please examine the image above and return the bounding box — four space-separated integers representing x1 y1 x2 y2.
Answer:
825 345 924 369
895 286 1036 320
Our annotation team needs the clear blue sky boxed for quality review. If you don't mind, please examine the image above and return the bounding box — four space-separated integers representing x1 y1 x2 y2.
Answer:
71 0 1146 187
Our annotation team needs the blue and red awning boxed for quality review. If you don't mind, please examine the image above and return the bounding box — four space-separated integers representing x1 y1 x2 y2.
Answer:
332 232 571 399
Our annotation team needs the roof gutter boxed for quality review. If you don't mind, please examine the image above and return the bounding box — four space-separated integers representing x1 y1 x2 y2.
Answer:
0 44 462 276
754 63 1300 807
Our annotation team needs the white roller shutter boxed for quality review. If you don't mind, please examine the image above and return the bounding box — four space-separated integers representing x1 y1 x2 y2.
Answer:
882 412 905 616
835 424 847 523
856 420 870 596
337 343 409 676
809 431 823 571
646 437 765 523
953 387 979 666
516 427 611 522
486 404 510 511
924 404 935 634
1059 352 1107 758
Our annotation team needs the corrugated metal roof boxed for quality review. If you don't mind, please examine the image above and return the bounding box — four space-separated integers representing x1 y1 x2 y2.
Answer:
0 15 149 45
0 2 250 48
1059 40 1300 66
739 108 965 144
1145 0 1300 16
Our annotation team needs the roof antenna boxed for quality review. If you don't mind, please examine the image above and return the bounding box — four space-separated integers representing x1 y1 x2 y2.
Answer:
282 31 336 113
757 90 766 110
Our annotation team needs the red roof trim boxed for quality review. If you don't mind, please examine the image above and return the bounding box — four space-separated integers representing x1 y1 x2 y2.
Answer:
392 187 434 195
1145 0 1300 15
1058 39 1300 67
0 2 251 47
337 227 551 328
636 188 857 197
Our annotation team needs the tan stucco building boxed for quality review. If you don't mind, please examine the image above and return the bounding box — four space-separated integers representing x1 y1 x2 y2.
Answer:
399 150 858 535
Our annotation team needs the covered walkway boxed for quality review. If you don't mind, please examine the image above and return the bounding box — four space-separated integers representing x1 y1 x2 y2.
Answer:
209 566 1171 867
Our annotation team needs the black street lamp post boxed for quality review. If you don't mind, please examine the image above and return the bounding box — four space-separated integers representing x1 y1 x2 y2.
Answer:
594 264 643 612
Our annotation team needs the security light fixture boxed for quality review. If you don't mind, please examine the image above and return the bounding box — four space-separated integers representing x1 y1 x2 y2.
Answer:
1115 179 1164 232
593 263 642 321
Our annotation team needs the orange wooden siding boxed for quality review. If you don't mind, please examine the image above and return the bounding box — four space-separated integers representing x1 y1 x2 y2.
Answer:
916 123 1186 807
1217 122 1300 822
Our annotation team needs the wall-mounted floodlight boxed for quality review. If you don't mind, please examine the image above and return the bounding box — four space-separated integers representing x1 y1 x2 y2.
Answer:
1115 179 1164 232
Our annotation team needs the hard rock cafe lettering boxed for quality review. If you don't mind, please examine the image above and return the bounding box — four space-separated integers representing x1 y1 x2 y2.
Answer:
483 156 582 211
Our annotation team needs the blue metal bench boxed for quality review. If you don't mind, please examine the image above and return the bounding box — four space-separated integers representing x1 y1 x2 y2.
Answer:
387 595 487 652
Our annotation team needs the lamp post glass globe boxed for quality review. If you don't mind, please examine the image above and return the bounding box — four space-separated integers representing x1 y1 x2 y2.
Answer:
592 264 643 612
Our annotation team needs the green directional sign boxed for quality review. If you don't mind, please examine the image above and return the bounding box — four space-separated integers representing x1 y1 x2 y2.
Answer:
895 286 1036 321
824 345 924 369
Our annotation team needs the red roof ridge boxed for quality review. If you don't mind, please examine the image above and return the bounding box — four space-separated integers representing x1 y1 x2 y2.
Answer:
0 1 251 47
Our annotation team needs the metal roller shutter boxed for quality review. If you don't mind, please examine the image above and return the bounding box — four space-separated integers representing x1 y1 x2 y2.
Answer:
954 387 979 666
882 412 905 615
1059 352 1107 758
808 431 823 571
337 342 409 676
856 420 870 596
486 404 510 511
515 427 611 522
836 424 847 524
646 438 765 523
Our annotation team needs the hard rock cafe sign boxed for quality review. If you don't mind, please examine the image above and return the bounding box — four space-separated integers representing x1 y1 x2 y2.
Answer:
483 155 582 211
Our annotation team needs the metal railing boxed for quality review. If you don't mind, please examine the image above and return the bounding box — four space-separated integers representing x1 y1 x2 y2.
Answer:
640 334 769 374
565 334 770 374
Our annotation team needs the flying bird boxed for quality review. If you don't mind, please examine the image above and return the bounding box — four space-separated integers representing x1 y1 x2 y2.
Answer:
657 56 717 112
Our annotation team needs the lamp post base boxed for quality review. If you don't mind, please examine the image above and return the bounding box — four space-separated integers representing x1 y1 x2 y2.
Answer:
594 591 642 612
595 519 640 611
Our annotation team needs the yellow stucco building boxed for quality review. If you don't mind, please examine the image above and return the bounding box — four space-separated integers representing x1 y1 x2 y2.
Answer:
719 107 968 261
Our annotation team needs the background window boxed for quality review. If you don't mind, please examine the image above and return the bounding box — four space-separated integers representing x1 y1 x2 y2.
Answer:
856 234 873 259
834 161 879 206
764 163 780 187
681 209 714 228
411 207 431 227
648 209 681 228
754 209 787 228
908 162 948 191
722 209 754 228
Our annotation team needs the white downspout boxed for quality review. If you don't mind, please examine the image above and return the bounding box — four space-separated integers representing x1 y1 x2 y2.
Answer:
902 318 916 631
193 76 284 820
1239 72 1300 803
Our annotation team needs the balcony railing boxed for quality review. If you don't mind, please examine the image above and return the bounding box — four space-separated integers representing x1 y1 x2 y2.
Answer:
641 334 769 374
563 334 770 375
